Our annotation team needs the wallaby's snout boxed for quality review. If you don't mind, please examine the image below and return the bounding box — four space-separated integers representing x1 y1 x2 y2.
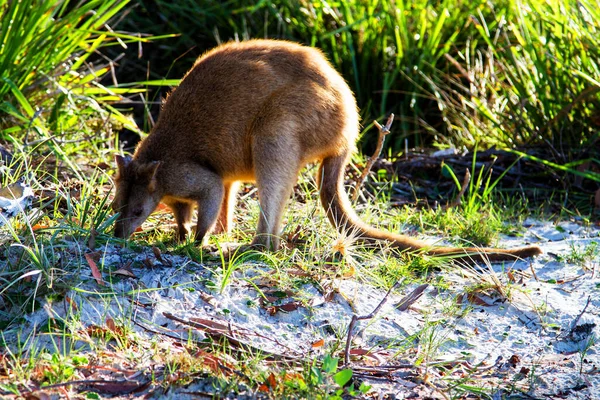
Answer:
113 217 131 239
112 155 161 240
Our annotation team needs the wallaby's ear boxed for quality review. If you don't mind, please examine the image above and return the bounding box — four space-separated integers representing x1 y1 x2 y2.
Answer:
144 161 161 192
114 155 132 180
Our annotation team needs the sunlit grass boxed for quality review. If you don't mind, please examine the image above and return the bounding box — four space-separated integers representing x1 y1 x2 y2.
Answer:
116 0 600 154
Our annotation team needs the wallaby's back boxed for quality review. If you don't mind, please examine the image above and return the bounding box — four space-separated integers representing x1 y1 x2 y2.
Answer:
135 40 358 180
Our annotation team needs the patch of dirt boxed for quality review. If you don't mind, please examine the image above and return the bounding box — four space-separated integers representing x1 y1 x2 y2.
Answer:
1 220 600 399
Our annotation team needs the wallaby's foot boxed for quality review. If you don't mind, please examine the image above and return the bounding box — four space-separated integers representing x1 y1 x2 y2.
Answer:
176 228 189 243
250 234 281 252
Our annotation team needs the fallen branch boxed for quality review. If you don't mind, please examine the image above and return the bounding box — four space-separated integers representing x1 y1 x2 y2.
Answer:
20 377 149 396
344 280 401 366
163 312 303 361
567 295 592 338
352 114 394 202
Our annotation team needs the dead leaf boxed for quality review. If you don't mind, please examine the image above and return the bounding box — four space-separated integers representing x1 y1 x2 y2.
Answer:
106 318 125 336
152 246 164 263
265 306 277 316
156 202 170 212
87 325 109 337
508 354 520 367
349 348 370 356
253 277 277 287
284 225 305 248
349 348 389 365
197 291 217 307
342 265 356 278
264 301 302 315
85 253 104 286
106 317 116 332
31 223 50 231
323 290 335 302
262 295 280 303
258 384 270 393
283 372 305 385
65 296 78 311
94 161 111 170
395 283 429 311
264 289 296 298
467 293 493 306
311 339 325 348
319 282 337 302
24 391 52 400
287 266 312 278
113 268 136 278
189 318 230 334
519 366 530 375
265 372 277 390
194 349 233 375
279 301 301 312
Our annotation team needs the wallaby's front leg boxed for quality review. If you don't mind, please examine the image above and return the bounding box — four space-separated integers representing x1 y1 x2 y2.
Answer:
164 164 224 245
193 178 224 245
213 182 240 235
165 200 194 242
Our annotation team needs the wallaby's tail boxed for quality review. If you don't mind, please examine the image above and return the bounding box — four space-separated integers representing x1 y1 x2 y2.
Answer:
317 154 542 262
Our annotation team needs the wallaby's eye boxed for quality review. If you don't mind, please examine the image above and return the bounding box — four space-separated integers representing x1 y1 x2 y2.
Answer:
132 208 143 218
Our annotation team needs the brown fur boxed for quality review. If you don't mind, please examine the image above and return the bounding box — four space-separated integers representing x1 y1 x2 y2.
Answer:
112 39 542 262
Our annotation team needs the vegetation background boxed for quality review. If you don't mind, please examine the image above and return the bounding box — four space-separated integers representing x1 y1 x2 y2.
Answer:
112 0 600 153
2 0 600 160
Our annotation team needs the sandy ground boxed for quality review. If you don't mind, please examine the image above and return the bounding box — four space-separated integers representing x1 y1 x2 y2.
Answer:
3 218 600 399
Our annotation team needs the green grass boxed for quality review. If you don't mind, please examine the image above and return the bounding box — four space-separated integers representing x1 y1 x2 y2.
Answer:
114 0 600 154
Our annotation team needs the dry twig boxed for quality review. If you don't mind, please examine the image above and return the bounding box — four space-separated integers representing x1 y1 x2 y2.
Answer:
344 280 399 366
567 295 592 338
352 114 394 201
163 312 302 361
445 168 471 209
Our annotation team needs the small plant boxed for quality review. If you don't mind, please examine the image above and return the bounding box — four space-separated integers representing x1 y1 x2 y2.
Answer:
558 241 600 265
38 353 88 385
578 334 597 375
214 242 261 294
306 354 370 399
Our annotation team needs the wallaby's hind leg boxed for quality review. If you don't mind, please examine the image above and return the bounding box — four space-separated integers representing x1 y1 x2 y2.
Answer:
213 182 240 235
251 140 301 251
166 200 194 242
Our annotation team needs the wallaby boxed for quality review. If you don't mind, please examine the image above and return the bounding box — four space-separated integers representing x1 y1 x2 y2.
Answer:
112 39 542 262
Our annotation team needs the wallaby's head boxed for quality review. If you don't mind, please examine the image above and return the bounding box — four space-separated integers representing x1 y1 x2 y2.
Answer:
112 155 162 239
